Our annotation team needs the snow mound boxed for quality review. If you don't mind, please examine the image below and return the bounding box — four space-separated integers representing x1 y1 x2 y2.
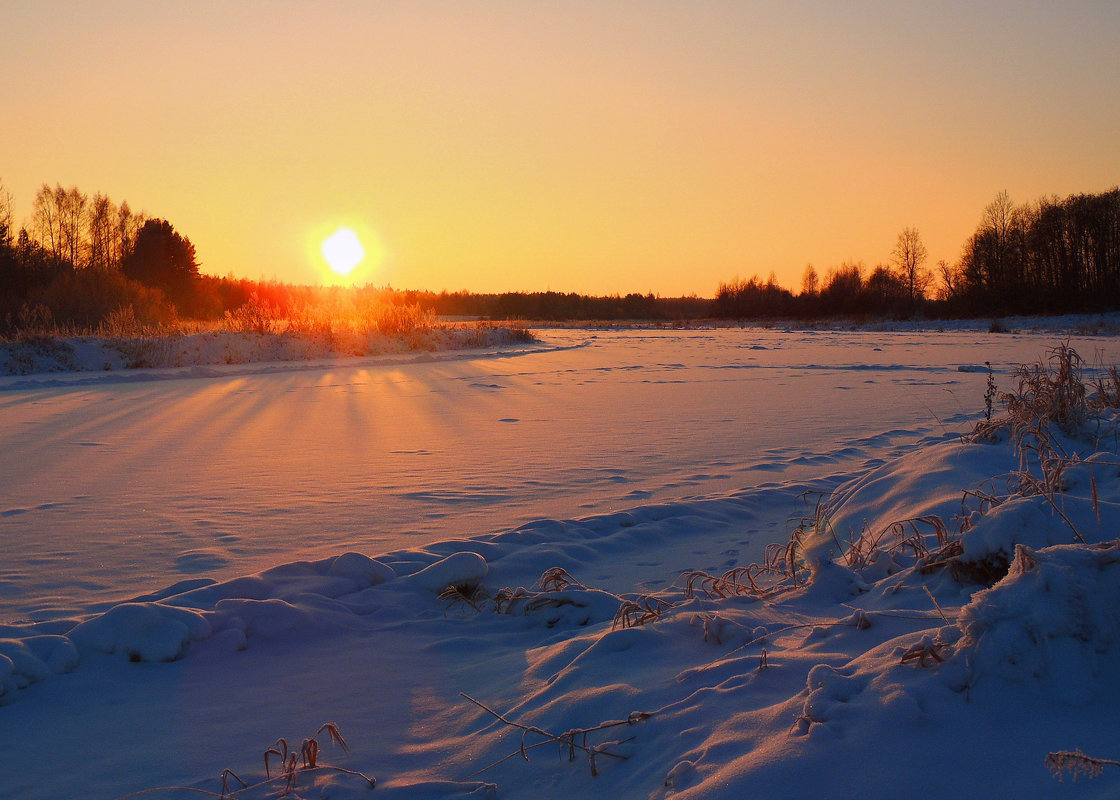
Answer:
0 552 401 686
480 586 623 629
806 439 1007 567
0 636 79 701
328 551 397 584
68 601 212 662
956 541 1120 704
959 446 1120 567
412 552 489 593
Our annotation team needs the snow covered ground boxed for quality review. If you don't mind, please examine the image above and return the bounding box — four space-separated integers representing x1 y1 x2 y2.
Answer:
2 322 1120 799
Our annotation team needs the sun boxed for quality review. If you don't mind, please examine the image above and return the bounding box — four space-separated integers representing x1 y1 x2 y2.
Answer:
321 228 365 275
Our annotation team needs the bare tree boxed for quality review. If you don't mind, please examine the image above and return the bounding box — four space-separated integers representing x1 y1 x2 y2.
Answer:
58 185 87 267
30 183 88 267
935 259 961 301
984 190 1015 244
0 178 13 247
31 183 62 262
801 264 819 296
115 200 145 265
890 226 930 305
87 193 117 270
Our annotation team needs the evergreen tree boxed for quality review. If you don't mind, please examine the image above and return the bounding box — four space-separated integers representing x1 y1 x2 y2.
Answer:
122 218 200 305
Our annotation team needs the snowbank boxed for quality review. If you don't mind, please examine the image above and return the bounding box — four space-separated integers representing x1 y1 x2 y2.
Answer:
0 324 535 377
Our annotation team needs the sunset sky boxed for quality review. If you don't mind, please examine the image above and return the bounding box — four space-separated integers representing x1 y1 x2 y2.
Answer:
3 1 1118 295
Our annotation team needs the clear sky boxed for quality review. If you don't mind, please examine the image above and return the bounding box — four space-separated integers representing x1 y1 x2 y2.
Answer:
3 1 1118 295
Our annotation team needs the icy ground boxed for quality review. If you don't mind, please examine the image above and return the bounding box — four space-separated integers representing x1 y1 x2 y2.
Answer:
2 322 1120 799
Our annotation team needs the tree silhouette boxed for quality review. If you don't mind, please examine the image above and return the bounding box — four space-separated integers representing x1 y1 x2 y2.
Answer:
122 218 199 303
890 227 929 306
0 179 13 248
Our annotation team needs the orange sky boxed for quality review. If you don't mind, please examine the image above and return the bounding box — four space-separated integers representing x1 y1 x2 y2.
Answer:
3 2 1118 295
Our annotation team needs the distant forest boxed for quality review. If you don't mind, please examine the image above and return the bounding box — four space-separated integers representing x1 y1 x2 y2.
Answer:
1 180 1118 335
714 188 1120 320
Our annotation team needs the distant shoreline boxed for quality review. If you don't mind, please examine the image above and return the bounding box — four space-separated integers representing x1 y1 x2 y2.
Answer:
0 323 537 380
488 311 1120 335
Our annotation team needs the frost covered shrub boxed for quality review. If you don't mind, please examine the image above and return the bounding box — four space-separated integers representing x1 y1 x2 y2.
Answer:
1005 342 1087 433
1094 365 1120 410
223 292 288 334
375 301 433 337
973 342 1091 442
978 342 1120 444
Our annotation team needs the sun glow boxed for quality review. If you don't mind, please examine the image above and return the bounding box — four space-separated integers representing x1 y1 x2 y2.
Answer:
321 228 365 276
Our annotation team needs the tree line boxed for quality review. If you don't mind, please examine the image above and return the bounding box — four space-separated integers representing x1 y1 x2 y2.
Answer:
952 189 1120 315
3 178 1117 333
0 181 278 332
713 188 1120 320
394 290 710 321
0 180 713 332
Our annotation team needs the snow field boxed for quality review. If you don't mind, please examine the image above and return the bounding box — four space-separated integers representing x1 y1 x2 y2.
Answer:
2 324 1120 798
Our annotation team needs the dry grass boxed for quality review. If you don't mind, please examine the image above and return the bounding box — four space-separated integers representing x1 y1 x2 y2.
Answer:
902 343 1120 581
845 515 954 569
3 294 537 375
1094 365 1120 408
5 292 532 345
973 341 1108 443
439 582 492 613
612 596 674 630
112 722 374 799
442 567 616 619
221 291 435 338
460 692 652 779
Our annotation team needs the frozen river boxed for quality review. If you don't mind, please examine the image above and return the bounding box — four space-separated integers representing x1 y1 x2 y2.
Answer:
2 326 1117 624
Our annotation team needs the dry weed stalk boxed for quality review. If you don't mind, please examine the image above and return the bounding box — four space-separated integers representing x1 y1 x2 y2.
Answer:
765 524 810 585
847 515 954 568
1047 749 1120 781
447 567 619 618
899 640 947 668
682 522 810 603
613 596 673 629
257 723 371 797
460 692 652 779
112 723 373 800
536 566 585 591
796 492 844 560
439 582 490 613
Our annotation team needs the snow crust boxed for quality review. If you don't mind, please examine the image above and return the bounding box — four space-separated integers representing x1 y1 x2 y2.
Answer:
2 322 1120 799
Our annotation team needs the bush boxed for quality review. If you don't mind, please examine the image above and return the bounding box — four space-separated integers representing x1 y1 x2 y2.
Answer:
29 269 174 329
